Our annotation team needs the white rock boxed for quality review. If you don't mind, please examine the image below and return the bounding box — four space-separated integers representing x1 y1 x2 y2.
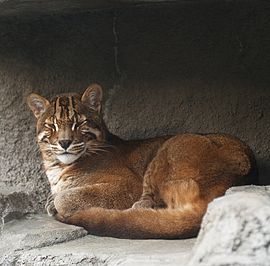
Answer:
189 186 270 266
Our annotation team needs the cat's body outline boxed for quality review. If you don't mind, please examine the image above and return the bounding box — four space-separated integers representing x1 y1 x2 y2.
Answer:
27 84 258 239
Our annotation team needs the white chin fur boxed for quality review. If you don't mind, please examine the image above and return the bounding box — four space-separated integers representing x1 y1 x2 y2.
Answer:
56 153 81 165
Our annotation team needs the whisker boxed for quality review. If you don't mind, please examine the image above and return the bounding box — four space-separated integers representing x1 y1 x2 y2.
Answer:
85 150 99 155
86 142 114 148
86 147 110 154
71 143 85 148
69 147 85 151
94 148 110 152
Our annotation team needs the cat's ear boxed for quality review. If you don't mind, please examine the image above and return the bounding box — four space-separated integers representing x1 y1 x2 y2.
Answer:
27 93 50 119
81 84 103 113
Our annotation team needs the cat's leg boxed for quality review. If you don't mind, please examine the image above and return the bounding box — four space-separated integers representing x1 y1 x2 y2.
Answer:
45 193 57 216
51 181 142 218
160 179 206 212
132 148 168 209
132 141 206 211
133 164 206 214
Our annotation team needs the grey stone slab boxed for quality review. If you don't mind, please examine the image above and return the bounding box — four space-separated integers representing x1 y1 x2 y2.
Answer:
0 214 196 266
0 214 87 262
6 235 196 266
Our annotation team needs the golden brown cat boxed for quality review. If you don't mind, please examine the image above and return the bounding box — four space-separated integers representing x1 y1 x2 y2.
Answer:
27 84 258 239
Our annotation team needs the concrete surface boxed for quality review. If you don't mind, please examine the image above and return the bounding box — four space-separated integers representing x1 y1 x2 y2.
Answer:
0 1 270 217
189 186 270 266
0 214 196 266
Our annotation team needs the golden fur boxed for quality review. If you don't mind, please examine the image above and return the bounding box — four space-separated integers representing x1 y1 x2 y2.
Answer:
27 84 258 239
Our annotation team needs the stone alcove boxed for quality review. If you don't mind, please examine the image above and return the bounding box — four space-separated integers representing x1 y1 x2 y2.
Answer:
0 1 270 265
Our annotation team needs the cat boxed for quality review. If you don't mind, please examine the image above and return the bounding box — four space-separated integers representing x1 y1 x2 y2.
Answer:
27 84 257 239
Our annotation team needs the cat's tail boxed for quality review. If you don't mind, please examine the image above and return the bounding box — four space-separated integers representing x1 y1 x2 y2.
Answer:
57 179 207 239
58 206 204 239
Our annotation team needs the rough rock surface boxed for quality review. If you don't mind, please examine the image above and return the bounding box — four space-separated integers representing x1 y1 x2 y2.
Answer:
0 214 88 265
226 184 270 195
1 186 269 265
188 186 270 266
0 214 195 266
0 188 39 224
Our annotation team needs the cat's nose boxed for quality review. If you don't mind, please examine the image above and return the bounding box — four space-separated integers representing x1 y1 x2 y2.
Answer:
59 140 72 150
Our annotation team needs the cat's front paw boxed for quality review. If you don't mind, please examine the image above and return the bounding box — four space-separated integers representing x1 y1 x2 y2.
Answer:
132 198 156 209
45 193 58 216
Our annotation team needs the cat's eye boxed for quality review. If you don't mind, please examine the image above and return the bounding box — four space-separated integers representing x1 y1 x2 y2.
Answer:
80 129 96 139
72 120 87 131
78 120 88 127
44 123 56 130
38 130 51 143
41 135 50 142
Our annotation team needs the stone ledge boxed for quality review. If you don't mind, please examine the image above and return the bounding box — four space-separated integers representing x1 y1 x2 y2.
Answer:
0 214 87 256
12 236 195 266
0 214 195 265
1 185 270 265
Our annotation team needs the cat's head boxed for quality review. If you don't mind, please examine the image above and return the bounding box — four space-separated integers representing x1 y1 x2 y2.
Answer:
27 84 108 165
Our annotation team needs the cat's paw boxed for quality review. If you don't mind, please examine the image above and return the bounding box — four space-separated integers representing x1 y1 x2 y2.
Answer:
132 199 156 209
45 193 58 216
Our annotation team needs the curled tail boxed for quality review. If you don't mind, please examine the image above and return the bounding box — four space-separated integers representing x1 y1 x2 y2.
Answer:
59 206 204 239
58 179 207 239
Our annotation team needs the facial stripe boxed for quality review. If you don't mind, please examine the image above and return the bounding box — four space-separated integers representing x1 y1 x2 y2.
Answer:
71 96 80 124
69 96 75 119
54 96 78 122
71 122 76 131
55 96 67 120
60 97 69 119
54 117 59 131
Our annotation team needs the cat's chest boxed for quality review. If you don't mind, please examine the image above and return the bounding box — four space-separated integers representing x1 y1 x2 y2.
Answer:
45 155 127 193
45 163 110 193
46 166 64 192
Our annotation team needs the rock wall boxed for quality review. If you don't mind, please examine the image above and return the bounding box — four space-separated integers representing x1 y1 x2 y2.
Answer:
0 1 270 215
